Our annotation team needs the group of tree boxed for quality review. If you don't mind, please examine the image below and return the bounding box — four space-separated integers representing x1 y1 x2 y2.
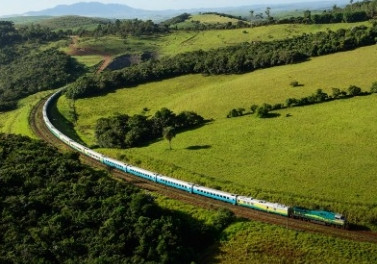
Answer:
0 133 234 263
280 0 377 25
227 82 377 119
0 21 83 112
0 21 66 47
95 108 205 148
66 22 377 100
0 48 85 111
89 19 168 38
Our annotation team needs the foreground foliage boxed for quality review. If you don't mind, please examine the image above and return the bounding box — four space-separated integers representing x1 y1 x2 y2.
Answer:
0 134 224 263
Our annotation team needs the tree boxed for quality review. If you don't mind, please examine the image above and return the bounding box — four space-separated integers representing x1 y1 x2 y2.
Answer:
249 10 254 22
371 82 377 93
265 7 272 21
348 85 362 96
163 126 176 150
332 88 342 98
303 10 312 23
250 104 258 114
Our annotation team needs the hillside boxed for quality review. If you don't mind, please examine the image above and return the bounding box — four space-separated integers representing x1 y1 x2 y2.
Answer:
63 21 369 69
38 15 111 30
56 44 377 226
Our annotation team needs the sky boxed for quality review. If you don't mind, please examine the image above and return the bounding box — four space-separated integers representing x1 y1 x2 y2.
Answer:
0 0 339 17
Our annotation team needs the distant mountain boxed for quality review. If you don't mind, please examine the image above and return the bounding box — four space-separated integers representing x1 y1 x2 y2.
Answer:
24 2 158 19
18 1 348 21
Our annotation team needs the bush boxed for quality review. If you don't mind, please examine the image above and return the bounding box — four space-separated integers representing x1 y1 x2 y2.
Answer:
250 104 258 114
371 82 377 93
290 80 300 87
256 104 272 118
348 85 362 96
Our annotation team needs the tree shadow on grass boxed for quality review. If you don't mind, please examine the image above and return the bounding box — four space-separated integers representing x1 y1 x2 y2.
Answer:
185 145 212 150
49 95 86 145
348 223 371 231
261 113 281 119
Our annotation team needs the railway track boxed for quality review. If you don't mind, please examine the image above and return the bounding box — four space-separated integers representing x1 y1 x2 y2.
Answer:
30 94 377 244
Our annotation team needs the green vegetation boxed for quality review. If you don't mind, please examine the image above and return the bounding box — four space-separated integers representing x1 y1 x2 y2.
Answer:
156 195 377 263
214 221 377 263
0 91 53 138
68 21 370 59
94 108 204 148
0 21 83 111
0 133 232 263
56 45 377 226
169 13 249 30
0 16 51 25
39 16 111 31
65 22 377 99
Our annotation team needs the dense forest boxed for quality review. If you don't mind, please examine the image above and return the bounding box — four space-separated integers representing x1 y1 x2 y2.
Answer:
0 22 84 112
0 134 233 263
95 108 205 148
66 22 377 99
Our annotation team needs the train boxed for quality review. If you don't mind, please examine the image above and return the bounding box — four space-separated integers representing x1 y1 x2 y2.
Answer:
43 90 348 229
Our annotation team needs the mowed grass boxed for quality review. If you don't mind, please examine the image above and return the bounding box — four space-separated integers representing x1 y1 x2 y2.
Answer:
56 45 377 224
0 91 54 138
71 22 369 58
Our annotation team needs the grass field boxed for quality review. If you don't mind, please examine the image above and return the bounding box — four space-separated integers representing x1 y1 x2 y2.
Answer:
0 91 54 138
189 14 245 25
173 14 248 29
213 220 377 263
157 195 377 264
70 21 369 58
56 45 377 225
72 55 104 67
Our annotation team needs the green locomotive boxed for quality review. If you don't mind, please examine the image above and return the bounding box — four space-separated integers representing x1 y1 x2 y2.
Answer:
290 207 347 228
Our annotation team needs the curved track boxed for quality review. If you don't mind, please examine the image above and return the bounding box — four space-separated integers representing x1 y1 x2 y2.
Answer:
30 95 377 244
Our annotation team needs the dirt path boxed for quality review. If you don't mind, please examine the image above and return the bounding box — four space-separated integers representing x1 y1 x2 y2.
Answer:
96 55 112 74
68 36 112 73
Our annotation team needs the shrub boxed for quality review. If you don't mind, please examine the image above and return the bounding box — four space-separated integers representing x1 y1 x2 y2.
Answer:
290 80 300 87
370 82 377 93
348 85 362 96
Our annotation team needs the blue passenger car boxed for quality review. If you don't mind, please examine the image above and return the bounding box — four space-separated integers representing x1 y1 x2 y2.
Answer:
156 175 193 193
103 157 127 172
126 165 157 182
193 185 237 205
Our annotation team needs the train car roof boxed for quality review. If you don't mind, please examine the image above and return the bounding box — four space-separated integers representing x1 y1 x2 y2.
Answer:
238 196 290 209
127 165 156 175
157 174 194 185
193 184 236 197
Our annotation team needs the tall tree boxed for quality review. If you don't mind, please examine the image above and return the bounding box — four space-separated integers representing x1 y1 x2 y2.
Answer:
249 10 254 21
163 126 176 150
265 7 272 21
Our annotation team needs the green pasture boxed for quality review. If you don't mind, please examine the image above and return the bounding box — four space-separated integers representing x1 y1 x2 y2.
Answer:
56 45 377 224
72 55 104 67
70 21 369 58
189 14 244 24
214 221 377 263
173 13 247 29
0 91 53 138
